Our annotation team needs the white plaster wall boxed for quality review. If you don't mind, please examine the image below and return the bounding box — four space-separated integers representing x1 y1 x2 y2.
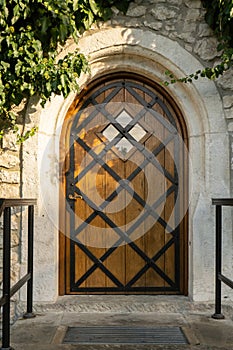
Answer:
22 27 231 302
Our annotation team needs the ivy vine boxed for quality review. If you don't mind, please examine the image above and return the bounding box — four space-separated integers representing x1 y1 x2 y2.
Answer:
0 1 232 140
0 0 131 141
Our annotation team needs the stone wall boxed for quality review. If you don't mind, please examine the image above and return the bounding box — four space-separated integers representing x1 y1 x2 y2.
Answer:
91 0 233 191
220 74 233 193
0 102 36 321
0 130 21 322
0 0 232 305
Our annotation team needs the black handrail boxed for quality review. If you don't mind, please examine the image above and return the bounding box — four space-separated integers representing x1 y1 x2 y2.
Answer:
212 198 233 319
0 198 37 350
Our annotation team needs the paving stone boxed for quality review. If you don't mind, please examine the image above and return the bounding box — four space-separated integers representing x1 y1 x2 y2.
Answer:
11 345 72 350
11 324 57 344
9 299 233 350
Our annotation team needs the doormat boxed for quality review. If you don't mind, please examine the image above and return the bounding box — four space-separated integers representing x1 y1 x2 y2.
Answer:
63 326 189 344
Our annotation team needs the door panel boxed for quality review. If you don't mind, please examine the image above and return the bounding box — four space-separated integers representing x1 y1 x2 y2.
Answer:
60 74 188 294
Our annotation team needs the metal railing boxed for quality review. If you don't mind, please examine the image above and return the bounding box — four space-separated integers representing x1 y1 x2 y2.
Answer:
0 198 36 350
212 198 233 319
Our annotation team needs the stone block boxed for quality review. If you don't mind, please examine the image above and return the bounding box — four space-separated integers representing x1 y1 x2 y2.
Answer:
217 68 233 90
148 0 166 3
11 251 19 265
11 263 20 285
0 151 20 169
185 8 201 21
197 23 214 38
126 4 147 17
150 6 178 20
1 131 19 151
11 230 20 246
122 17 142 27
173 31 196 43
0 183 20 197
228 122 233 132
143 21 163 31
194 37 220 60
169 0 183 3
225 108 233 119
0 169 20 184
223 95 233 109
184 0 202 8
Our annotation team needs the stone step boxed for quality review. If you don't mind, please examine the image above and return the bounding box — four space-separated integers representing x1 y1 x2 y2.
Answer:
16 295 233 316
10 309 233 350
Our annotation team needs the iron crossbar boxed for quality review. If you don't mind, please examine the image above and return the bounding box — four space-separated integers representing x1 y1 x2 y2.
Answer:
212 198 233 320
0 198 36 350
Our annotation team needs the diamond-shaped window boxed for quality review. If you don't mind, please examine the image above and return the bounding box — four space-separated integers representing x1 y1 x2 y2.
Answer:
115 138 133 156
129 124 147 141
116 110 132 128
102 124 119 142
102 111 147 157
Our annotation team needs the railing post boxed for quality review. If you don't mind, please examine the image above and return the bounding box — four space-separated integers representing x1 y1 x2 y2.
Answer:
1 207 14 350
212 205 225 319
23 205 35 319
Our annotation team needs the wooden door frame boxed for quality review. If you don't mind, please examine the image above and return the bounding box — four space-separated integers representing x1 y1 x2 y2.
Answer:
59 72 189 296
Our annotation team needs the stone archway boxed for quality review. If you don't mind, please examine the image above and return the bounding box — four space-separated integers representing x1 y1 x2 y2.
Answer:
32 27 229 302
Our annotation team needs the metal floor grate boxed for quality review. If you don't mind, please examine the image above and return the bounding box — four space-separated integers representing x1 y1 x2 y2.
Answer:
63 326 189 344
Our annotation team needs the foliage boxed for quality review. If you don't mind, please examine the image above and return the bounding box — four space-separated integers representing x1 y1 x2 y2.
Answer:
0 0 131 140
164 0 233 85
1 1 233 140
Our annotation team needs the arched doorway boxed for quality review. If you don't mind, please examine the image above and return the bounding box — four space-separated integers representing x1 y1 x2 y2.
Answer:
59 73 188 295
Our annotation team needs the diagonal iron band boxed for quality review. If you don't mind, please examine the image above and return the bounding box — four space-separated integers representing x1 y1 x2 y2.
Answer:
70 185 178 288
73 137 175 233
72 234 177 289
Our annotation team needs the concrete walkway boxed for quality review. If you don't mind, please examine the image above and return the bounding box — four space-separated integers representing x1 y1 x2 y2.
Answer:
10 296 233 350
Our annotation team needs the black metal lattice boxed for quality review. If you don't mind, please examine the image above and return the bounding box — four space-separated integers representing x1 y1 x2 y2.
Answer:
66 78 181 293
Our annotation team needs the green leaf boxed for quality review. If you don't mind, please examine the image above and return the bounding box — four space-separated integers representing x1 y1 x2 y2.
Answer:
89 0 100 15
73 0 79 11
60 74 67 87
0 60 10 70
17 126 38 143
46 81 51 92
59 23 68 42
41 16 50 33
12 4 20 24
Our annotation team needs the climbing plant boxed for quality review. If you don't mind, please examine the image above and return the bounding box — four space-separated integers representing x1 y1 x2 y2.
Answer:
0 0 131 140
165 0 233 85
0 1 232 139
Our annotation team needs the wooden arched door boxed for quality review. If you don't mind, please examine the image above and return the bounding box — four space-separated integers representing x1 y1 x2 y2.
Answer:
60 73 188 295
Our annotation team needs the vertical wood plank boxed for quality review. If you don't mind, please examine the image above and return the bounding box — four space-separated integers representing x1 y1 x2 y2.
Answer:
74 128 87 291
105 82 126 290
84 86 106 291
144 86 166 290
125 82 146 291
